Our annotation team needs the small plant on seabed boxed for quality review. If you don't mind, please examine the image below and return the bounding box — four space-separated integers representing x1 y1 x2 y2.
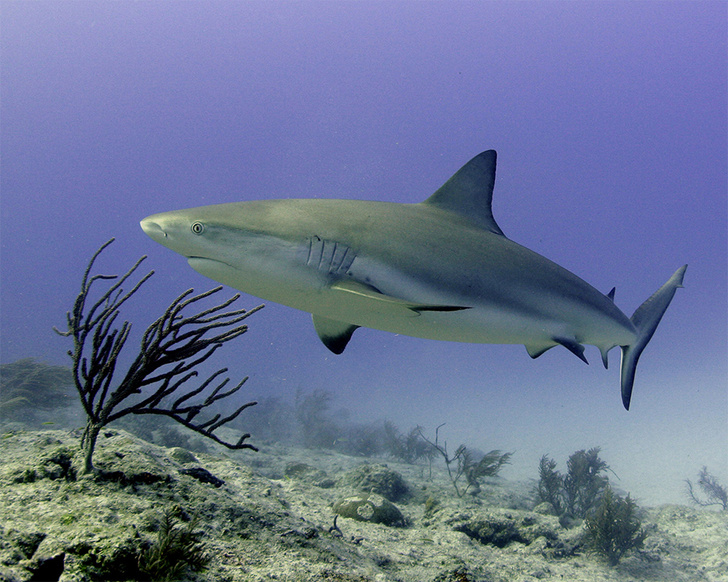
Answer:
537 455 566 515
138 506 209 582
584 487 647 566
537 447 610 523
294 388 342 449
54 238 264 474
417 423 511 497
686 466 728 510
383 421 435 464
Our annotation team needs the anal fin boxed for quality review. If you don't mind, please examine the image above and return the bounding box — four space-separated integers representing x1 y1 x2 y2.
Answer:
312 314 359 354
553 336 589 364
599 346 613 369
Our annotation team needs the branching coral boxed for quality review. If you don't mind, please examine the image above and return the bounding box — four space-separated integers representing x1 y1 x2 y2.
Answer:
54 238 263 474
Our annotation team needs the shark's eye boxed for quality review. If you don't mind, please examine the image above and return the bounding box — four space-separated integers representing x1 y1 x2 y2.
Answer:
191 222 205 235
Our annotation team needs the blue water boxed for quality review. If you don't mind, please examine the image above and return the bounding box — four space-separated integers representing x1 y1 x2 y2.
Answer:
1 0 726 506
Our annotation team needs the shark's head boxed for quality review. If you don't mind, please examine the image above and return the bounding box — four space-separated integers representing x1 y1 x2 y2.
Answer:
141 202 344 306
140 202 323 302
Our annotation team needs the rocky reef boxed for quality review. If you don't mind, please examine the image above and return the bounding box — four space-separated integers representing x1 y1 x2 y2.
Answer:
0 428 726 582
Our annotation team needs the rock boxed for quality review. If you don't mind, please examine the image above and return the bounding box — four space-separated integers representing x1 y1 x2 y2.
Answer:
169 447 198 464
433 566 477 582
333 493 406 527
180 466 225 487
533 501 558 516
447 508 559 548
284 461 335 488
2 429 727 581
337 463 410 502
27 551 65 582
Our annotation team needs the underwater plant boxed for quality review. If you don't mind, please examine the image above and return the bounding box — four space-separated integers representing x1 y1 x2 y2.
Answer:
537 455 565 516
563 447 610 518
54 238 263 474
459 447 513 496
417 424 511 497
294 388 343 449
383 421 435 465
584 487 646 566
138 507 209 582
334 421 387 457
686 466 728 510
537 448 610 523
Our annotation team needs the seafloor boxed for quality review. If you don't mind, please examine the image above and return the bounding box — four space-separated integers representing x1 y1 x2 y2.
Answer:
0 428 725 582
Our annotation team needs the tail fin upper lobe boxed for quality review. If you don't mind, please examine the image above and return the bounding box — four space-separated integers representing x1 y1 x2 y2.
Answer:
619 265 687 410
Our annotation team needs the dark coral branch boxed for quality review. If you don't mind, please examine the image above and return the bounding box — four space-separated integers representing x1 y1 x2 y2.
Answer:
54 238 263 473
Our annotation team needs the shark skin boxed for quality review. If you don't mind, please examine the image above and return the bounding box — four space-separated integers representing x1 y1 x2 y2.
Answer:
140 150 686 409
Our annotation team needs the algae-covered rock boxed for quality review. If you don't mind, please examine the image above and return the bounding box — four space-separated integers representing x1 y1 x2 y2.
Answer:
447 508 559 548
284 461 335 488
180 466 225 487
337 463 410 502
333 493 406 527
433 566 477 582
533 501 558 516
169 447 198 465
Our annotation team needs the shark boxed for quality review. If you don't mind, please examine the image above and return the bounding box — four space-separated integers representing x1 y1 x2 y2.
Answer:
140 150 686 409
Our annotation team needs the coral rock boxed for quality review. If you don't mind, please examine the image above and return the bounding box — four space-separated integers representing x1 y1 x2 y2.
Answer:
333 494 406 527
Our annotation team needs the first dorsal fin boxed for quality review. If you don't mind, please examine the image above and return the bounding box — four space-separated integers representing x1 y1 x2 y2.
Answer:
423 150 505 236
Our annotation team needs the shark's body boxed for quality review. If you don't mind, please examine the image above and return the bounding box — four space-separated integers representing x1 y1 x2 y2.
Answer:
141 150 686 409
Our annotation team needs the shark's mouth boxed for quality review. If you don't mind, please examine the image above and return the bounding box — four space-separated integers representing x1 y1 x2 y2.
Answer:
187 256 238 273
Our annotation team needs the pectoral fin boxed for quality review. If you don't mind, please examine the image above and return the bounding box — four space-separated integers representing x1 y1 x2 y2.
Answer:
312 314 359 354
525 343 556 359
331 279 470 315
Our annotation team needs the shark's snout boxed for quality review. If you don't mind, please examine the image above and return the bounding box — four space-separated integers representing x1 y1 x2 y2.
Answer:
140 217 167 242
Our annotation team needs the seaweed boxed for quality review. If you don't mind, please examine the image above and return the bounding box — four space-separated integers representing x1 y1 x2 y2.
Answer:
584 487 646 566
417 424 511 497
686 466 728 510
537 455 565 516
383 422 434 464
295 388 342 449
536 448 610 524
563 448 609 518
138 507 209 582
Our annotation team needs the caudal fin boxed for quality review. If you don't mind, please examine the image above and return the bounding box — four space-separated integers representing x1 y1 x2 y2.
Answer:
620 265 687 410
